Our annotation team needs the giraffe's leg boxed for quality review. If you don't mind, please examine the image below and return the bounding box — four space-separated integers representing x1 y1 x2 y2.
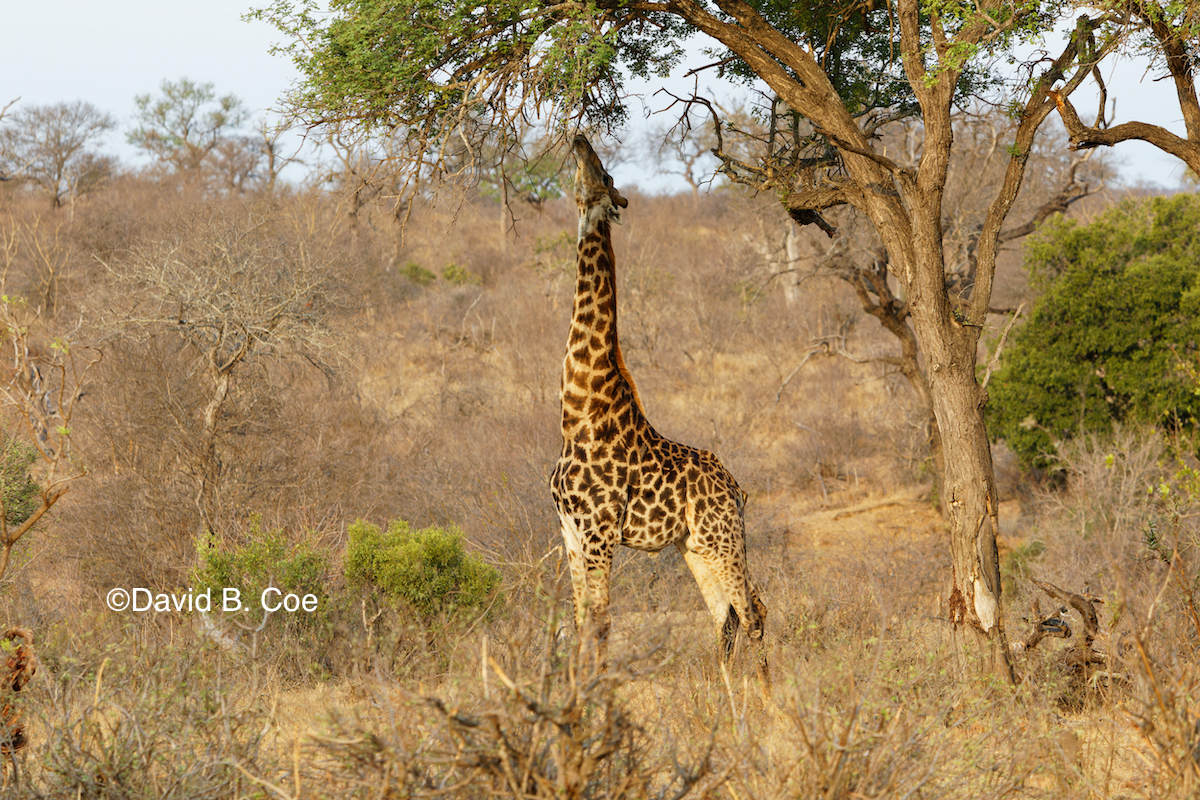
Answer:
709 560 766 667
674 541 734 654
709 560 771 696
580 531 617 668
677 538 770 693
558 516 590 634
561 514 617 668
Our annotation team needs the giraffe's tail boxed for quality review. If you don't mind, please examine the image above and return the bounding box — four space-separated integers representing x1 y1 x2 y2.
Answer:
749 583 767 633
721 582 768 657
721 605 741 660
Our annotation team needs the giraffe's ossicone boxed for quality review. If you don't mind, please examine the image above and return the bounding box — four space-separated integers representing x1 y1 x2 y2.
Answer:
550 135 768 688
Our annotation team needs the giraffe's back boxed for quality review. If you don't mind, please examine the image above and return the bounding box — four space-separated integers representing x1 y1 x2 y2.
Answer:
619 432 744 553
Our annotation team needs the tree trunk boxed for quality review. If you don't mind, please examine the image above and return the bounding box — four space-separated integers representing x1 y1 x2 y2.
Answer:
906 269 1014 681
935 361 1012 680
782 225 802 305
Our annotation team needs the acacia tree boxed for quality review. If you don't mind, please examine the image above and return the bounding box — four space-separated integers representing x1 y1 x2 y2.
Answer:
128 79 251 184
0 100 116 208
254 0 1121 679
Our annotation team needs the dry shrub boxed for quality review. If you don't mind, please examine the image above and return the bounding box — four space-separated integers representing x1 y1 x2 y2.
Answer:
1015 429 1163 635
35 193 393 594
298 598 1106 800
1022 427 1170 642
0 562 1163 799
313 627 696 799
1007 425 1200 788
30 617 276 798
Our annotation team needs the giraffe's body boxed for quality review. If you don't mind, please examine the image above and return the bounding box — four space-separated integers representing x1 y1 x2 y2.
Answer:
550 136 767 680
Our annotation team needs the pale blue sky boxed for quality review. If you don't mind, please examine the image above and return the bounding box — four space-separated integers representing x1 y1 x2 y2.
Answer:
0 0 1191 191
3 1 292 128
2 0 305 169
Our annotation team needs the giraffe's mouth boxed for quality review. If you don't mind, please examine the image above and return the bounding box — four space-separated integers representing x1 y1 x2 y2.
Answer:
572 135 629 210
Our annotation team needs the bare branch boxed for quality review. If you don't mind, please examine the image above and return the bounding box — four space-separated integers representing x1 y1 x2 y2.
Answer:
1049 88 1200 175
0 299 98 582
980 303 1024 390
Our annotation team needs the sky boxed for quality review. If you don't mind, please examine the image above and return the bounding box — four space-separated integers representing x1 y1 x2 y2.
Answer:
0 0 1193 192
2 0 307 171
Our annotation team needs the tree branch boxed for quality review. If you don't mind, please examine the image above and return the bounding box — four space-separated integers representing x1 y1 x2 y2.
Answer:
781 186 850 237
980 303 1024 390
967 14 1116 327
1049 89 1200 175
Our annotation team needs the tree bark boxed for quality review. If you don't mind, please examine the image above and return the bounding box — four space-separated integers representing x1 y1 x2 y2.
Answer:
919 316 1013 679
899 195 1015 681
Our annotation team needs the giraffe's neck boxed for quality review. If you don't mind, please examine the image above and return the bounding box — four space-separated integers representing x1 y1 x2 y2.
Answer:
561 220 645 434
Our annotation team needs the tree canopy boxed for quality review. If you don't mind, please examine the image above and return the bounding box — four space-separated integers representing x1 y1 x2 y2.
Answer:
253 1 1036 205
129 78 251 178
990 193 1200 469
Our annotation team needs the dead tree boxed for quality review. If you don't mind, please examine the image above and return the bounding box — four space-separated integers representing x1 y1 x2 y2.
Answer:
100 206 342 535
1013 597 1073 653
1015 579 1111 703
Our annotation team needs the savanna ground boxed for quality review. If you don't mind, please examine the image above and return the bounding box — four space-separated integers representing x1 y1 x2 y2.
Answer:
0 168 1197 799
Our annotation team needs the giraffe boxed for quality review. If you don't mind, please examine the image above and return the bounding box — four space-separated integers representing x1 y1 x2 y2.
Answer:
549 135 768 687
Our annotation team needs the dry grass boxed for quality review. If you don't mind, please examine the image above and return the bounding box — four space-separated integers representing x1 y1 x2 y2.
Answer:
6 570 1191 799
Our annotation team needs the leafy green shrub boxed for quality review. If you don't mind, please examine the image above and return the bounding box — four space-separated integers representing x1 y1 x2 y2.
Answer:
989 194 1200 468
345 518 500 622
194 517 329 600
441 263 480 286
192 516 332 658
400 261 436 287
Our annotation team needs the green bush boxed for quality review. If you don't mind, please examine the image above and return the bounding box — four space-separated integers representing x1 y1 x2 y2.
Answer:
989 194 1200 468
192 516 332 648
346 518 500 622
194 518 329 598
441 263 480 286
400 261 436 287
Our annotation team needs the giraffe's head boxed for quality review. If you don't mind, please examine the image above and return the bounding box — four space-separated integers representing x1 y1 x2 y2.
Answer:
572 135 628 239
